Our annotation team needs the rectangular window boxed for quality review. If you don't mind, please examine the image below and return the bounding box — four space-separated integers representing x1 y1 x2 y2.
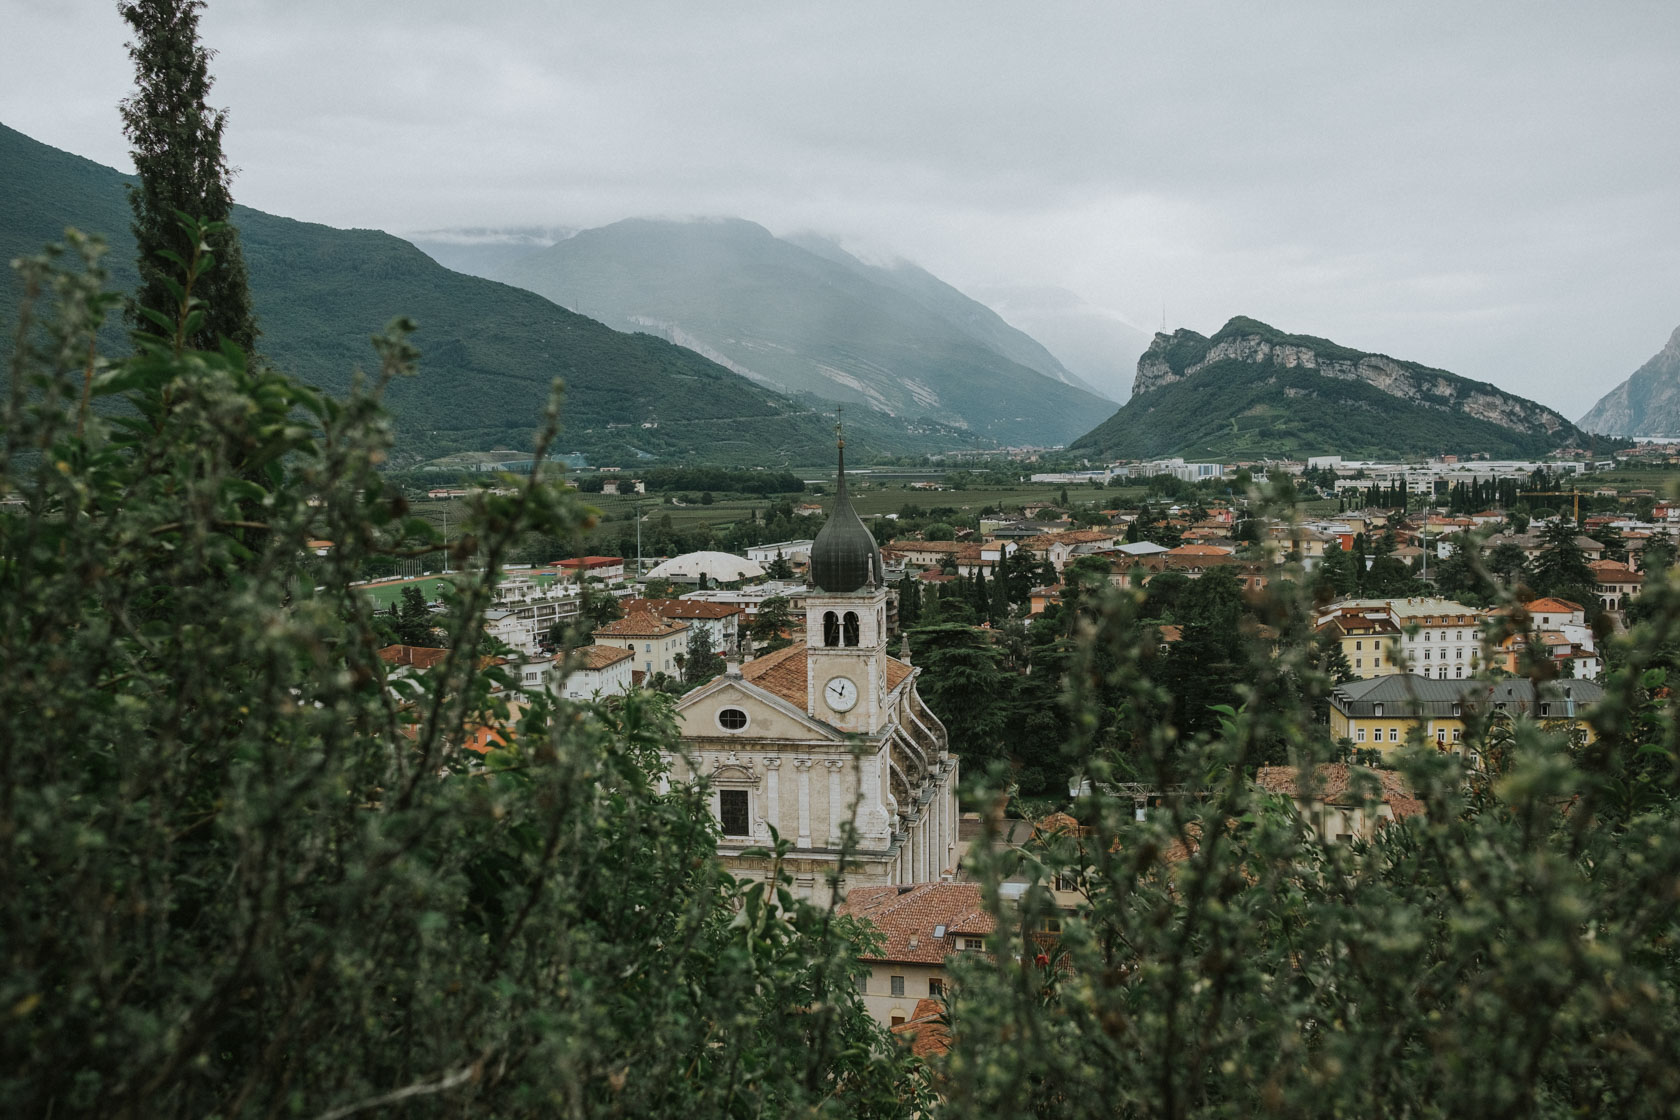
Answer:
1356 640 1363 651
928 978 944 997
857 973 867 994
1355 657 1363 669
890 975 905 997
963 937 985 951
1356 728 1366 742
719 789 750 837
1453 728 1462 742
1389 728 1399 742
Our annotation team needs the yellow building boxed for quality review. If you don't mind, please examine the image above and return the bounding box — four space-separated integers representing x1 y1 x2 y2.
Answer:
1328 674 1601 756
1317 614 1403 678
1319 598 1485 681
592 608 689 680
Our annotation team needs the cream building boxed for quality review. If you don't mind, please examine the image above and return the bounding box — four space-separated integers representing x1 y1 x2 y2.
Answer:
670 433 960 903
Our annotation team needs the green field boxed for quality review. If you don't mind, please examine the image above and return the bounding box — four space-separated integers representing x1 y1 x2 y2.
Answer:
359 575 463 608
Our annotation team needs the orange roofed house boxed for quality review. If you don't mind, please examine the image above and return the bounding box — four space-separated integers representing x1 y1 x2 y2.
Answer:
837 882 991 1027
1255 763 1424 844
552 555 625 584
592 608 689 679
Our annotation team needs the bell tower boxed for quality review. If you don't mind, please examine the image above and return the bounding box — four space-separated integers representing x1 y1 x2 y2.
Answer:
805 414 890 735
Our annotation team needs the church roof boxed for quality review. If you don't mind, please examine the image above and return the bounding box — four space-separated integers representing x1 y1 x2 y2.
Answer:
740 645 912 708
809 436 884 593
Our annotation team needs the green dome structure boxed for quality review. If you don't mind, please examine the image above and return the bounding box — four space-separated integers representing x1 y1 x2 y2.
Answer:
809 429 884 594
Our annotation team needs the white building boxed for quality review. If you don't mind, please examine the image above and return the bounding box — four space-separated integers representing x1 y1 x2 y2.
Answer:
746 540 815 567
551 644 635 699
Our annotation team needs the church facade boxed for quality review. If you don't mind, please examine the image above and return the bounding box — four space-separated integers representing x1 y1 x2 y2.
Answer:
670 436 959 902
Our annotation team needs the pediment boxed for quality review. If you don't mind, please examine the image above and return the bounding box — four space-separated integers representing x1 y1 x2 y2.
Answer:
675 675 844 742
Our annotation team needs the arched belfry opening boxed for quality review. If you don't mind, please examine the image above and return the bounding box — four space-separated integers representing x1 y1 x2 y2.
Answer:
842 611 860 647
823 611 840 647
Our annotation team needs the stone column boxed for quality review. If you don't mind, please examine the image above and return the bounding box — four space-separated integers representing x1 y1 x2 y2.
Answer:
764 757 781 839
825 759 845 846
794 758 813 848
918 813 930 883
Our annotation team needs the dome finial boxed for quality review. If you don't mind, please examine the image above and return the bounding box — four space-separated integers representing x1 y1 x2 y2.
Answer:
808 407 881 593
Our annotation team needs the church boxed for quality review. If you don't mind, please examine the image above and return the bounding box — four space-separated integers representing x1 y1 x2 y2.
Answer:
670 432 960 902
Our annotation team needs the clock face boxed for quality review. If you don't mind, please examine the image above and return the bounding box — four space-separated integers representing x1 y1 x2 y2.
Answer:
823 676 859 713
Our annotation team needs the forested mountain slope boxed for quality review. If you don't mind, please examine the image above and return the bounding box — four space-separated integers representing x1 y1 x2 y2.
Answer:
0 122 978 465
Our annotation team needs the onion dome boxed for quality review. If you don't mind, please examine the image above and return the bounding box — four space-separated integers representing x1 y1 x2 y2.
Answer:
809 427 884 593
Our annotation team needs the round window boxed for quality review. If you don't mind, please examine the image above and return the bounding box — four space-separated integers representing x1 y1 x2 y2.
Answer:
718 708 748 731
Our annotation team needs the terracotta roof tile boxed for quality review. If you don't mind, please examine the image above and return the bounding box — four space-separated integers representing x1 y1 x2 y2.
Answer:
837 883 993 964
1524 597 1585 613
1255 763 1424 820
740 645 914 708
593 608 689 639
890 998 951 1058
740 643 808 705
563 644 634 671
622 597 744 620
378 644 450 670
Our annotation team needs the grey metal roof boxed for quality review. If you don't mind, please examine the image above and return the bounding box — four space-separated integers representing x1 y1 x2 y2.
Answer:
1332 674 1603 719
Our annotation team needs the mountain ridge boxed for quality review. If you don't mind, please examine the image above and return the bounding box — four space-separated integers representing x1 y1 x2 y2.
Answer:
455 216 1116 446
1577 324 1680 436
1072 316 1594 460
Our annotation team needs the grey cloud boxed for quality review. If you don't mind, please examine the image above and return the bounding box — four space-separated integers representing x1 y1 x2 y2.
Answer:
2 0 1677 420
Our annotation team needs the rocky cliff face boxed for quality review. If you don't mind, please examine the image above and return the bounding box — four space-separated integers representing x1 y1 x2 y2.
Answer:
1130 318 1575 437
1578 325 1680 436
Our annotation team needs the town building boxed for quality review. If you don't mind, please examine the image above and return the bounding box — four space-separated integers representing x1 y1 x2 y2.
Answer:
550 644 634 700
551 556 626 584
643 550 767 586
1255 763 1423 844
592 608 690 680
1590 559 1642 616
620 597 744 656
1319 598 1484 680
745 539 814 568
480 574 597 656
1328 674 1601 756
1317 613 1404 678
668 433 959 904
836 882 991 1026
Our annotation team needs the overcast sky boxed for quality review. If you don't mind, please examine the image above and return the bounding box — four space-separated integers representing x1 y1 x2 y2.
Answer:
4 1 1677 417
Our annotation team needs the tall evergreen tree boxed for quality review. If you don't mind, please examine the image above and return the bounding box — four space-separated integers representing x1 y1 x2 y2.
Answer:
120 0 258 351
1531 519 1595 607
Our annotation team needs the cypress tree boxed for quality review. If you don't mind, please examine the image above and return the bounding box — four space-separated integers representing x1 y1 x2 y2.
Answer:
119 0 259 352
